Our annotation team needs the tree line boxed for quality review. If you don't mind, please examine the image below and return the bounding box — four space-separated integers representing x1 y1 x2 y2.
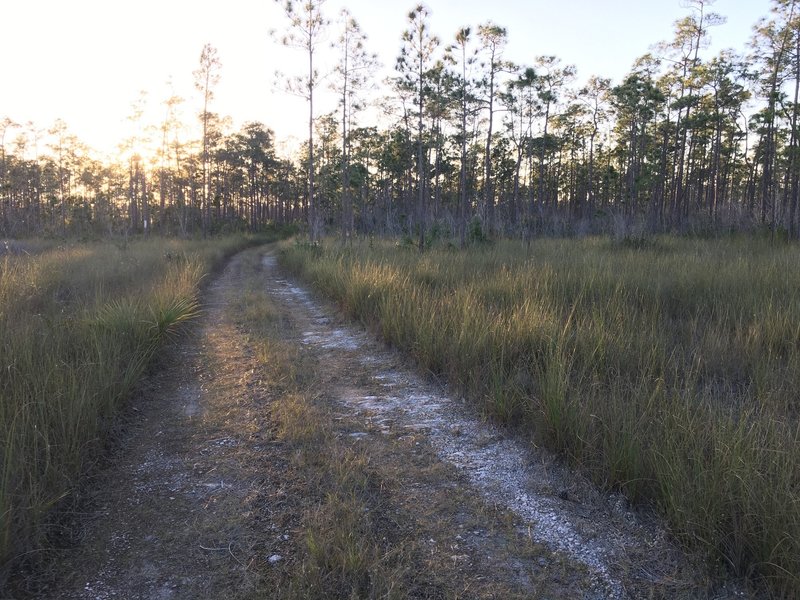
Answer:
1 0 798 242
0 112 304 238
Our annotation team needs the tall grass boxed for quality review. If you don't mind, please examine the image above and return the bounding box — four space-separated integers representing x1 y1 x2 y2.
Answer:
0 235 260 586
280 236 800 597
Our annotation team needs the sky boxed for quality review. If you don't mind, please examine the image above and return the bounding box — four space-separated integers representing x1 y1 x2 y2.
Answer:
0 0 776 160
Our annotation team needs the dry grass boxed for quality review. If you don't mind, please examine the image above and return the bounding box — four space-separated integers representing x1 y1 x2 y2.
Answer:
279 235 800 598
0 234 269 588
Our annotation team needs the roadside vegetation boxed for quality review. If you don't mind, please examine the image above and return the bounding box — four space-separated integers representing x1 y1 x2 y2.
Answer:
280 235 800 598
0 234 272 586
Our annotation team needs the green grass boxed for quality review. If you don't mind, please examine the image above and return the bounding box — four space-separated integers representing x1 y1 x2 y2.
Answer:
279 236 800 598
0 234 272 587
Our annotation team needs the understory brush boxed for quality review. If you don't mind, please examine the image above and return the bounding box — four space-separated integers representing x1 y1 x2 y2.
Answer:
279 235 800 598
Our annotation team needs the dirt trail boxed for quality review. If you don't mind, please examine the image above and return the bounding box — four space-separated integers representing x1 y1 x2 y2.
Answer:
28 246 749 599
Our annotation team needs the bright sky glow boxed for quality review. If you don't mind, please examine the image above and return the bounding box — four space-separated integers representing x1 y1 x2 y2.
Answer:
0 0 774 159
